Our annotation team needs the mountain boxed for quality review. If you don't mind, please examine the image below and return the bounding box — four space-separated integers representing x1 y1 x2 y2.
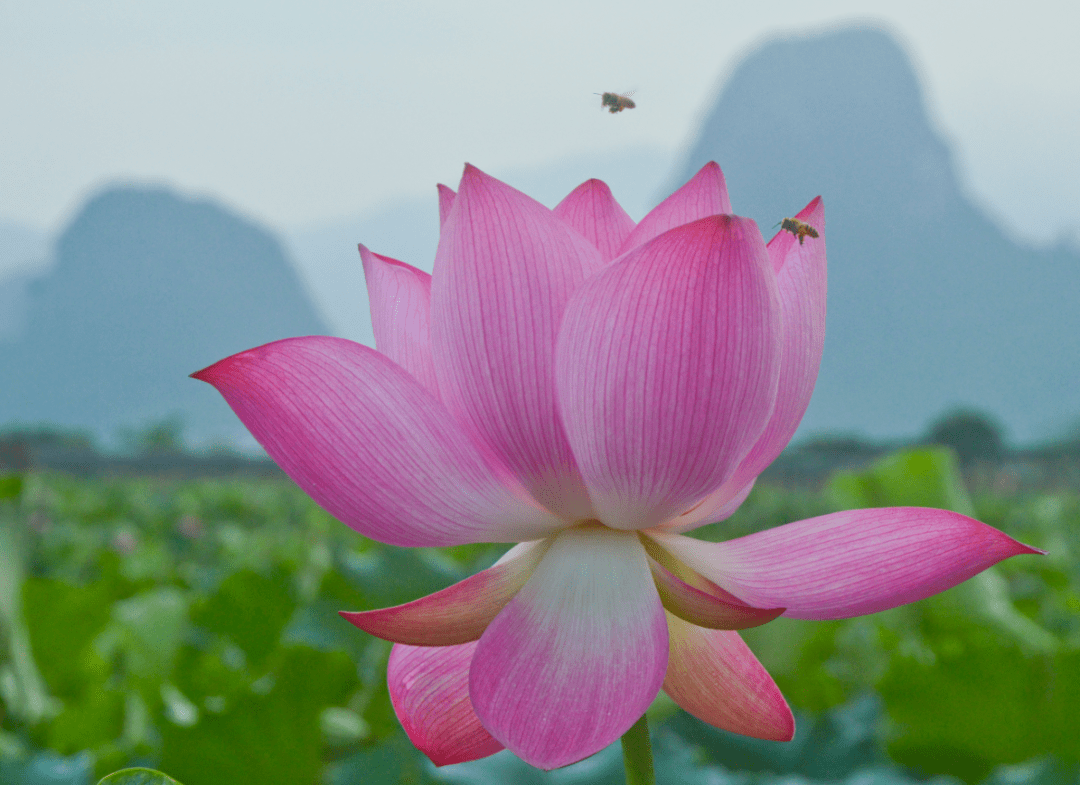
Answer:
0 269 38 342
286 147 671 343
673 26 1080 443
0 219 48 278
0 219 50 341
0 187 330 443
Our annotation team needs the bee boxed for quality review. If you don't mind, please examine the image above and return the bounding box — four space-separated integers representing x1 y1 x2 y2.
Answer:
596 91 636 114
780 217 819 245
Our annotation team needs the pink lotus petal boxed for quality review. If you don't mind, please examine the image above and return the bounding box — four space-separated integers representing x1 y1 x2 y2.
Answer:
652 508 1044 620
437 183 456 227
648 556 783 630
431 164 603 520
192 336 563 547
358 244 440 397
723 197 826 492
340 541 548 645
553 178 636 263
660 479 756 534
663 615 794 740
388 642 504 766
555 215 782 530
470 526 667 770
618 162 733 254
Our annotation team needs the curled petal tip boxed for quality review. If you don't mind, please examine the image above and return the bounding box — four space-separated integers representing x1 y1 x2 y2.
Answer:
456 163 503 197
777 716 796 742
649 556 785 630
988 529 1046 558
797 196 825 229
357 241 378 263
338 542 546 646
437 184 457 226
388 642 503 766
190 355 231 384
664 617 794 741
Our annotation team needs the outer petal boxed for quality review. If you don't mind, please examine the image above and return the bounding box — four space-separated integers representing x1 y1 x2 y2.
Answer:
192 336 563 547
358 244 439 397
388 642 504 766
663 615 794 741
555 215 782 530
722 196 827 493
618 161 732 254
340 541 548 645
470 526 667 770
431 164 603 519
553 178 636 263
652 508 1044 620
659 479 755 534
437 183 456 227
648 557 783 630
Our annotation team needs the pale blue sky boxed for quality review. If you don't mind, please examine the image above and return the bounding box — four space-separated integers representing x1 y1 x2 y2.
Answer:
2 0 1078 247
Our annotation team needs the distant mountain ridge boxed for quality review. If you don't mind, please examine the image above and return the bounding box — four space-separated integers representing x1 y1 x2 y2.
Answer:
0 187 330 442
0 219 49 341
5 28 1077 446
675 26 1080 443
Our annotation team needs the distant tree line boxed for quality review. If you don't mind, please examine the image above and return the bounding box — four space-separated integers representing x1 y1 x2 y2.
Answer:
4 408 1080 488
0 418 280 479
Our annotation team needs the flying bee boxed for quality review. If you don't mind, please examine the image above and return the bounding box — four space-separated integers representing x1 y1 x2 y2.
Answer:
596 91 636 113
779 217 819 245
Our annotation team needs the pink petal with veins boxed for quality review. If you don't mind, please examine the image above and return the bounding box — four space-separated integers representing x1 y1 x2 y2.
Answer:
388 642 503 766
555 215 782 530
660 479 756 533
553 178 636 263
618 162 733 254
431 164 603 519
724 196 826 492
648 556 783 630
340 541 548 645
470 526 667 769
664 615 794 740
653 508 1043 620
193 336 562 547
437 183 456 227
358 244 439 397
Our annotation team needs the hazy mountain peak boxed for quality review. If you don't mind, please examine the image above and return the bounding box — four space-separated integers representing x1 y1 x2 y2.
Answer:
679 25 960 231
1 185 329 441
676 25 1080 443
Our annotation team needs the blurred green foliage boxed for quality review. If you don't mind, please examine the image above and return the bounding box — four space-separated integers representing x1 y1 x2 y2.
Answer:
0 475 24 501
0 450 1074 785
741 448 1079 783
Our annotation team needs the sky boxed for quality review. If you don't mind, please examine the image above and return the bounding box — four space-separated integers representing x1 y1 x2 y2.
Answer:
2 0 1078 251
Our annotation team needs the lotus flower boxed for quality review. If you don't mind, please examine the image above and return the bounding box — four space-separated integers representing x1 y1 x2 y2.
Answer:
194 163 1039 770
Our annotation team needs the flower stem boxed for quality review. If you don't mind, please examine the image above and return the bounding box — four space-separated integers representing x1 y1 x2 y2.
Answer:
620 713 655 785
